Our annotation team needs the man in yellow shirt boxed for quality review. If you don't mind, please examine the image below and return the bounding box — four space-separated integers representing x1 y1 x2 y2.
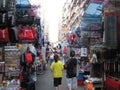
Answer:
50 54 64 90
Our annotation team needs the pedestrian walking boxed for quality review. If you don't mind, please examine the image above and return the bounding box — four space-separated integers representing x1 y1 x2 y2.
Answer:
65 50 78 90
49 52 54 65
50 54 64 90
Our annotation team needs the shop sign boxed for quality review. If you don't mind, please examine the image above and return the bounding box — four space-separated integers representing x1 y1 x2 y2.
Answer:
60 28 69 33
104 9 116 16
80 20 102 31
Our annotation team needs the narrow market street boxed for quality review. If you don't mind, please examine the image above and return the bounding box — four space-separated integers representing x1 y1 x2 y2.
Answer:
36 63 84 90
0 0 120 89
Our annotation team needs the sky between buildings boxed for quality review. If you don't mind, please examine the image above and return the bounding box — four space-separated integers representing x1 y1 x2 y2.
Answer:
30 0 65 43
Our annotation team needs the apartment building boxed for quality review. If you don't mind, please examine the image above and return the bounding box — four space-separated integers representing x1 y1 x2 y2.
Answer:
59 0 90 41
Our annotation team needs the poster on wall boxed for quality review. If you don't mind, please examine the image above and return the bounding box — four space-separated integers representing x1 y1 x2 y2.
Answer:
81 48 88 57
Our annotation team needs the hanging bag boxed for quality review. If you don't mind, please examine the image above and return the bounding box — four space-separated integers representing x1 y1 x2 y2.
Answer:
0 27 9 42
16 16 34 25
18 27 36 40
0 13 8 25
0 0 8 13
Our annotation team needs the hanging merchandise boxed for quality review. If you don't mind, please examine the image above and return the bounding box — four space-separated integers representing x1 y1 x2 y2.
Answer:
16 16 34 25
63 46 67 54
0 13 8 26
4 46 21 77
72 34 79 44
9 27 19 43
8 15 15 27
104 13 117 47
0 27 9 42
90 53 98 63
16 44 22 49
29 44 37 56
81 47 88 57
28 10 35 16
18 27 36 41
16 0 34 25
75 27 81 37
0 0 8 13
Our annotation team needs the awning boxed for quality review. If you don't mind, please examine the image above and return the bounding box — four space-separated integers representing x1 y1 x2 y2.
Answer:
80 1 103 31
16 0 30 5
83 2 103 18
16 0 31 8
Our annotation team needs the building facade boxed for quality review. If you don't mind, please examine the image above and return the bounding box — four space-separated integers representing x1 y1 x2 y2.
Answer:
59 0 90 42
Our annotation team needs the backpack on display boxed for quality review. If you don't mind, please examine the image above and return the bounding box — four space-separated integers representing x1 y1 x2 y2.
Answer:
0 27 9 42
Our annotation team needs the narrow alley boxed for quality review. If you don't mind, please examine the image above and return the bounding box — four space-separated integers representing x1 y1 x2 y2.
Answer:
36 63 84 90
0 0 120 90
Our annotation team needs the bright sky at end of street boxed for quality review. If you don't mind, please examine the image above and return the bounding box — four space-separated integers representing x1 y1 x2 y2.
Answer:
30 0 65 43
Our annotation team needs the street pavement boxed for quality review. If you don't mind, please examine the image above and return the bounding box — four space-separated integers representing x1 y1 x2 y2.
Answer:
35 63 84 90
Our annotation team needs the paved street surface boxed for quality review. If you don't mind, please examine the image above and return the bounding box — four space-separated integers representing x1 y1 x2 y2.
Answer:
36 63 84 90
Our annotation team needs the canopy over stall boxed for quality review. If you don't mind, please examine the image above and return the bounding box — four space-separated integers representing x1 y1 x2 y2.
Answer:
16 0 31 8
80 1 104 31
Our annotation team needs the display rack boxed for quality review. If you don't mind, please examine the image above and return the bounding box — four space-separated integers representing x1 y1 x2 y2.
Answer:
4 46 20 77
0 46 21 89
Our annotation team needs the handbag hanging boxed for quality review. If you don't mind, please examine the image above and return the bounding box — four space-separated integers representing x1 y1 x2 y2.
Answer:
0 13 8 25
18 27 36 41
0 27 9 42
